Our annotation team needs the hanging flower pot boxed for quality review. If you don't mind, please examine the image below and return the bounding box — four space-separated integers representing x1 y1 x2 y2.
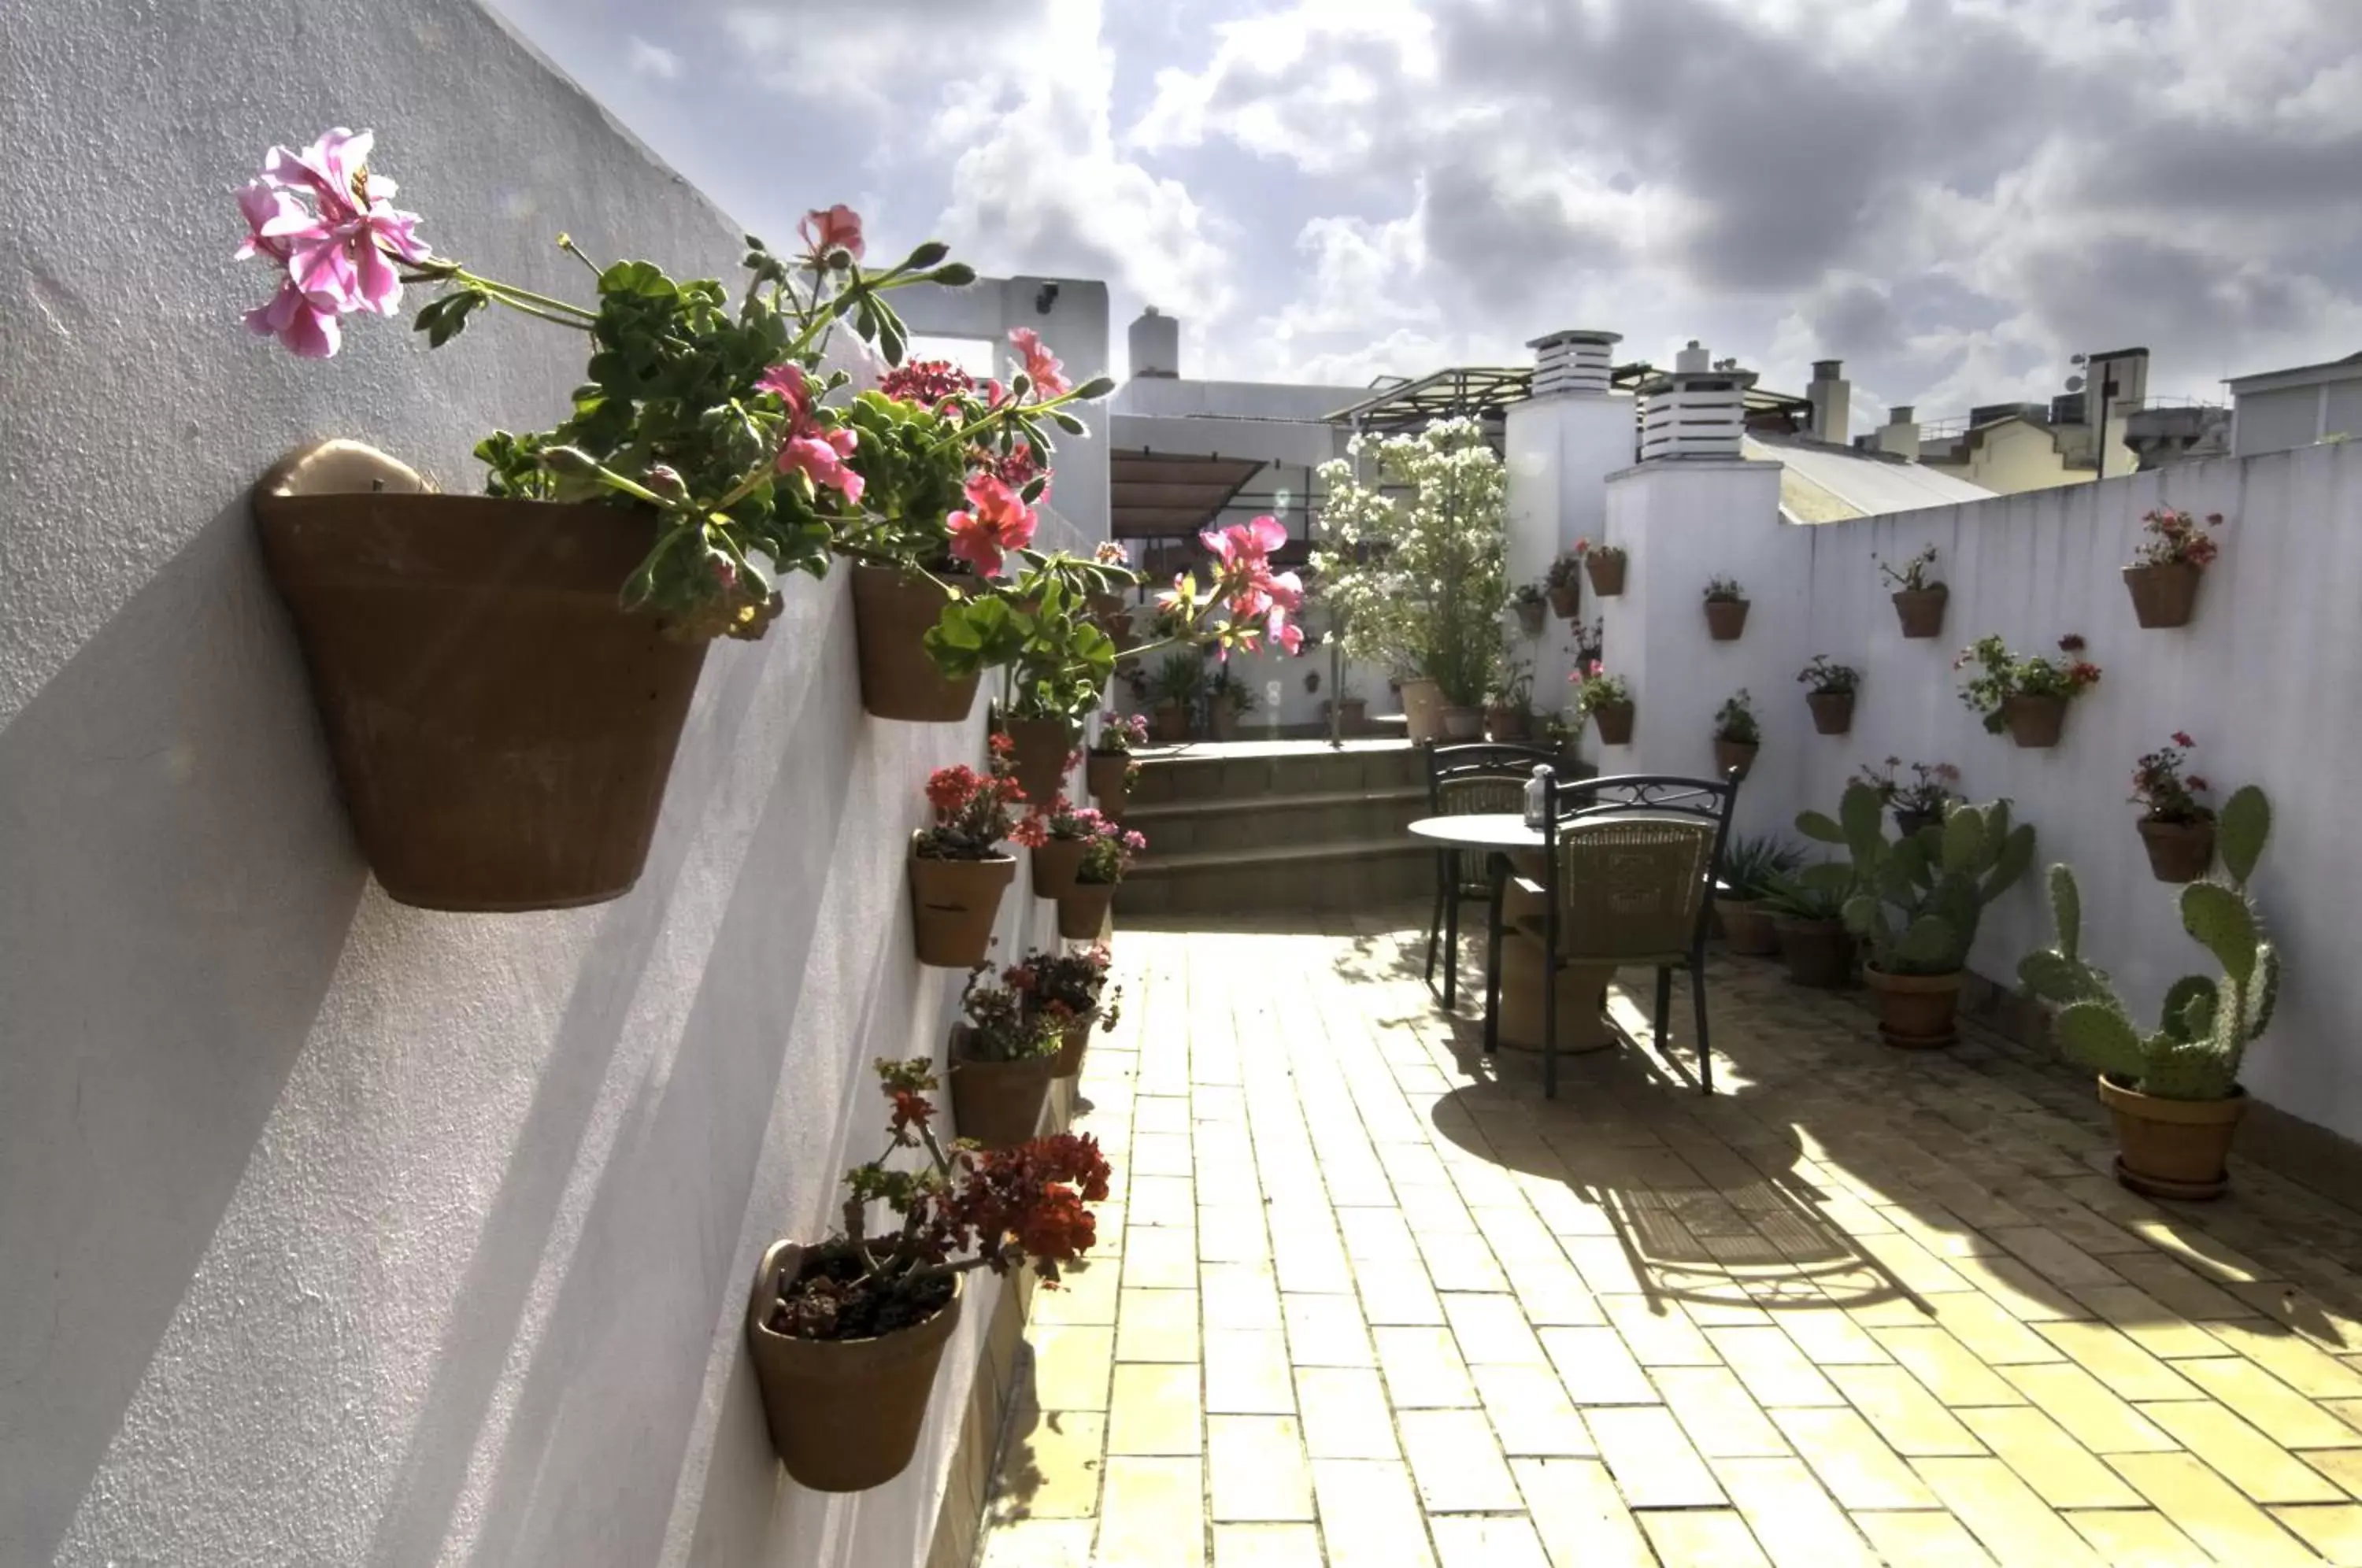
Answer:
1712 738 1759 779
2098 1077 2244 1200
1087 753 1135 816
745 1240 965 1492
1031 837 1089 898
949 1026 1057 1149
1058 881 1116 941
2123 562 2201 629
254 487 711 912
1807 691 1855 735
1894 808 1943 840
1590 700 1635 746
1401 678 1445 741
1003 716 1074 807
910 842 1015 967
2137 817 2216 883
1514 598 1549 637
1704 597 1750 641
1864 967 1962 1048
1546 582 1583 619
2001 694 2068 748
1583 551 1627 597
1891 586 1947 638
852 564 982 723
1090 592 1133 647
1051 1013 1095 1078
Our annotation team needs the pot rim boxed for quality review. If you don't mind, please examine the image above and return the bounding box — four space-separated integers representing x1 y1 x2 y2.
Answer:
1864 963 1964 993
1772 916 1848 934
2096 1073 2247 1120
745 1237 966 1349
909 838 1019 867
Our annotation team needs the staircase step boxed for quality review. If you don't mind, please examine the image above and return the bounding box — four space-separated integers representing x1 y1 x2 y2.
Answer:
1119 836 1435 916
1124 786 1427 823
1128 741 1426 808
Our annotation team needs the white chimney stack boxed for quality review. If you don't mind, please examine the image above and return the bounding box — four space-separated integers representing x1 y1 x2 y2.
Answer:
1639 341 1753 460
1527 329 1621 397
1876 404 1920 460
1129 306 1179 379
1807 359 1851 446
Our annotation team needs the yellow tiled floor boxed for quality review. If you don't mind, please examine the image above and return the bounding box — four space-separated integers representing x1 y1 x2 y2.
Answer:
977 915 2362 1565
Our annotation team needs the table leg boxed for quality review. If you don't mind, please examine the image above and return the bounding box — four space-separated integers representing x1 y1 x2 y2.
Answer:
1442 851 1459 1011
1482 851 1507 1056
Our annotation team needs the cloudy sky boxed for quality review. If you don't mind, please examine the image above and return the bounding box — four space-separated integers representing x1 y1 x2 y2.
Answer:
490 0 2362 432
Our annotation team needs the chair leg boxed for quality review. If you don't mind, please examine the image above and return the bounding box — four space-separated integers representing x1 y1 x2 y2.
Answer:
1653 966 1672 1055
1424 856 1445 990
1692 962 1714 1096
1483 856 1506 1058
1443 865 1461 1011
1542 952 1558 1099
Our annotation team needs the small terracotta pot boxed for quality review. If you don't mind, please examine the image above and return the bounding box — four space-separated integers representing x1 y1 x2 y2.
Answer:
1442 706 1485 740
1583 553 1627 597
1547 582 1583 619
1894 808 1942 840
1338 697 1368 736
850 564 983 723
949 1029 1057 1149
1704 597 1751 642
1005 716 1075 805
1401 678 1445 741
1891 586 1947 639
1715 897 1781 956
2137 816 2216 883
1031 838 1089 898
1059 881 1116 941
1087 752 1133 817
2001 693 2068 749
1865 966 1962 1048
1712 738 1758 780
2123 562 2201 630
2098 1076 2244 1200
1050 1013 1095 1078
1486 704 1531 741
1775 919 1855 989
1515 600 1549 637
744 1241 964 1492
1153 702 1190 745
1210 705 1241 742
1806 690 1855 735
1590 701 1635 746
909 848 1015 967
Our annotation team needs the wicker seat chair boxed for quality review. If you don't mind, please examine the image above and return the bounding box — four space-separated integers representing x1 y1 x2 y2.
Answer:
1422 742 1559 1008
1484 772 1740 1097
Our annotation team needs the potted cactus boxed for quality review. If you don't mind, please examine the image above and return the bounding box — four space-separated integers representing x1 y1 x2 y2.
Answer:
1879 546 1946 638
1797 656 1860 735
1801 783 2035 1047
1702 576 1750 641
2018 787 2275 1199
1712 690 1760 779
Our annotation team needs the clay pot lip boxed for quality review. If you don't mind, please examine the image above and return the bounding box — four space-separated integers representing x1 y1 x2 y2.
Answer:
950 1035 1061 1076
1772 917 1847 934
1863 963 1964 993
2095 1074 2248 1120
2121 560 2201 579
909 836 1019 867
2136 813 2217 834
1891 583 1949 599
744 1237 966 1350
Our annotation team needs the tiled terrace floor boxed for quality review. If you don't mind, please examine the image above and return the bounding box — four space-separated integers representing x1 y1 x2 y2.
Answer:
974 914 2362 1568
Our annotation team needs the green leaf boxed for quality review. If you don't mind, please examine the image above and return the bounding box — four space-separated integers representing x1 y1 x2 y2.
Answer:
2160 974 2218 1041
1940 805 1988 874
1838 782 1886 856
1796 810 1845 845
2180 882 2258 983
2055 1000 2145 1078
2219 785 2271 886
1897 915 1957 971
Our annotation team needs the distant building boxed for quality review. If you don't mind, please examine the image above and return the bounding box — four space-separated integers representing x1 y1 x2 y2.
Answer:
2226 351 2362 460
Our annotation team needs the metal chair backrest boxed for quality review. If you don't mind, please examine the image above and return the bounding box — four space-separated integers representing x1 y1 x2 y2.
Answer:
1424 741 1560 816
1538 772 1742 960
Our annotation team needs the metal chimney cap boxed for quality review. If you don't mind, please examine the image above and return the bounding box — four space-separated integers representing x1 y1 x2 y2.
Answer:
1812 359 1844 379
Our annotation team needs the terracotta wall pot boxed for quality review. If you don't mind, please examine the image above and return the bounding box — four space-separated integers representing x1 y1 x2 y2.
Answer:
254 492 709 912
1031 838 1089 898
1486 705 1532 741
1090 592 1133 646
1338 697 1368 736
1590 701 1635 746
1704 598 1751 641
1894 808 1942 840
2001 693 2068 749
2097 1076 2244 1200
1546 582 1583 619
2123 562 2201 630
1775 919 1856 989
746 1241 963 1491
1712 738 1758 780
1401 678 1445 742
1442 706 1485 740
1058 881 1116 941
850 564 981 723
1515 600 1549 637
1153 702 1191 745
1050 1013 1095 1078
1806 691 1855 735
1716 897 1781 956
1865 966 1962 1048
1005 716 1074 806
910 849 1015 967
1891 586 1947 638
2137 816 2216 883
1583 553 1627 597
1087 752 1132 816
1210 705 1241 742
949 1030 1057 1149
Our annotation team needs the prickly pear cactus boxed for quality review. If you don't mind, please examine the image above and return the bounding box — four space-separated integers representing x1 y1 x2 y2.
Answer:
1799 782 2033 975
2017 786 2275 1101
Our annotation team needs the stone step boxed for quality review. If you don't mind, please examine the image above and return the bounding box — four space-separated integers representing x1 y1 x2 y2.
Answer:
1127 741 1426 808
1126 787 1428 857
1118 838 1435 916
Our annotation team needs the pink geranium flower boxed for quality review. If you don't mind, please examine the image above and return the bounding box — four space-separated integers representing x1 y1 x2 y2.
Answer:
798 205 865 265
1009 327 1072 398
258 128 430 316
948 472 1038 577
244 278 342 359
760 362 864 504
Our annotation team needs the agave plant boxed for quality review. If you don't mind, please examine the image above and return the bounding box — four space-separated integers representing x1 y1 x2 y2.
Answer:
2018 787 2276 1101
1717 834 1805 900
1799 782 2034 976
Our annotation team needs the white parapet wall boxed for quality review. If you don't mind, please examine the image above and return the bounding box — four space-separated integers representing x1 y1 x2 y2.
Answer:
1579 442 2362 1149
0 3 1100 1565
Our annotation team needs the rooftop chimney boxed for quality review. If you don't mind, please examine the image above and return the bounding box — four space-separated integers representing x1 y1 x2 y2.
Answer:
1129 306 1179 379
1527 328 1621 398
1638 341 1753 460
1807 359 1851 446
1876 404 1919 460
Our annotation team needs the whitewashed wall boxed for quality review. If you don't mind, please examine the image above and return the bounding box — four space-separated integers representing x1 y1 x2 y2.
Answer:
1579 445 2362 1147
0 3 1101 1564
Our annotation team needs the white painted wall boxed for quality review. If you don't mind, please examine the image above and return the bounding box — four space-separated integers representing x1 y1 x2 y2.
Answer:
0 4 1093 1564
1577 446 2362 1146
1505 394 1644 716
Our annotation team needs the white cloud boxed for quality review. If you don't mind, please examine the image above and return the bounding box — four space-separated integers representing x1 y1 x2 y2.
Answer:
624 36 681 80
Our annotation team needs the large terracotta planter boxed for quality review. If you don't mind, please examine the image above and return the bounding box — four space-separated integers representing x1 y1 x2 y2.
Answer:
1704 598 1750 641
1546 582 1583 619
1031 838 1089 898
2098 1076 2244 1200
1712 738 1758 780
1865 966 1962 1048
1891 586 1947 639
1806 691 1855 735
949 1029 1056 1149
1716 897 1781 956
1442 706 1485 740
1590 701 1635 746
1210 705 1241 742
909 848 1016 967
1401 678 1445 741
1058 881 1116 941
1514 600 1549 638
2137 816 2216 883
1050 1012 1095 1078
745 1241 963 1492
1775 919 1855 989
1087 753 1133 817
850 564 981 723
1583 553 1627 597
1486 705 1532 741
1005 716 1074 807
2123 562 2201 630
2001 694 2068 749
1153 702 1191 745
254 490 709 912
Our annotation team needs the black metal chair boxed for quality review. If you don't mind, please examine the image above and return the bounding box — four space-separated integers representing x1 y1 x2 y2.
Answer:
1422 741 1560 1009
1484 771 1742 1098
